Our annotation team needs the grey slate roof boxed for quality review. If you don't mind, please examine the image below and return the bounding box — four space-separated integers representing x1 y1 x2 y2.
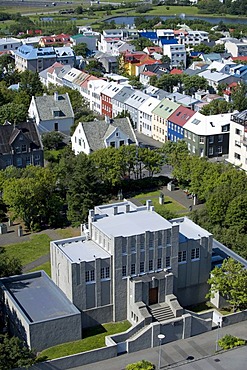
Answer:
112 86 134 104
33 93 74 121
125 90 150 109
0 120 42 155
81 118 137 152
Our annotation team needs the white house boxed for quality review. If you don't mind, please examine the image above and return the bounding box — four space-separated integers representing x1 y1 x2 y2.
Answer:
227 110 247 171
225 39 247 57
28 92 74 134
71 117 138 155
163 44 186 69
87 79 108 114
0 37 22 52
137 96 160 137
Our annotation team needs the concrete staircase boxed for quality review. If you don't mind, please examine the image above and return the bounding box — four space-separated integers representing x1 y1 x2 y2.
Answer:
149 303 175 322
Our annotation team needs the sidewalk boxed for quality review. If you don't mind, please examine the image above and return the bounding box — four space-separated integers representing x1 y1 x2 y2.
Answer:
69 321 247 370
161 186 204 213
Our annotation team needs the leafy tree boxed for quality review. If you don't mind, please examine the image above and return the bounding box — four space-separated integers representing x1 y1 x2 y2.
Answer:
200 99 232 115
182 75 208 95
2 166 63 230
0 335 35 370
0 247 22 278
152 74 182 92
84 60 105 77
193 44 211 54
66 153 102 224
231 82 247 111
130 37 154 51
42 131 64 150
212 44 225 54
19 70 43 98
0 103 28 124
207 258 247 311
139 147 164 177
73 43 89 57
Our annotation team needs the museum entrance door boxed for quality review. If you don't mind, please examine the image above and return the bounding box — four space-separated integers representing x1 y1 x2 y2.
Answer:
149 287 158 305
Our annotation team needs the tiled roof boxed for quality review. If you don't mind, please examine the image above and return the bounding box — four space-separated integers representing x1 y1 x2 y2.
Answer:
168 106 196 127
81 118 137 152
232 56 247 61
33 93 74 121
0 120 42 155
170 69 183 75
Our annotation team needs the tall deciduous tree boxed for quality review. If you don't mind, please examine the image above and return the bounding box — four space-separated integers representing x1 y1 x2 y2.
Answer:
207 258 247 311
231 83 247 111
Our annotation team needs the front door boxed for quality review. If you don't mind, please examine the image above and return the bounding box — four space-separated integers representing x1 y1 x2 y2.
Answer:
149 287 158 305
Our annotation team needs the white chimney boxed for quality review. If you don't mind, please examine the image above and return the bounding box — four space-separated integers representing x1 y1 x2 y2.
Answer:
113 206 118 215
54 91 58 101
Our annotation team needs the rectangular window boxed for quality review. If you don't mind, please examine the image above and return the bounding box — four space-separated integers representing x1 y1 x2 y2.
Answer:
16 157 22 167
15 146 21 153
26 156 31 165
178 250 187 263
140 261 144 273
101 266 110 279
166 256 171 268
209 136 214 144
131 245 136 254
122 244 127 255
90 270 95 281
217 146 222 154
131 263 136 275
188 132 191 139
166 231 171 245
235 128 241 135
191 248 200 260
234 152 241 160
199 136 204 144
122 265 127 277
149 260 153 271
157 258 162 269
21 144 27 152
208 147 213 155
218 135 223 142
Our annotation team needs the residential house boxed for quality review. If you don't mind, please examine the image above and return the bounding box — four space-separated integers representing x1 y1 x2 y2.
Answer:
139 63 169 86
143 46 163 56
227 110 247 171
163 43 186 69
166 92 199 110
0 37 22 52
138 96 160 137
167 106 196 142
175 28 209 46
194 93 225 111
70 33 99 53
206 60 235 74
28 92 74 134
88 79 108 115
0 120 44 169
151 98 180 142
51 200 213 328
15 45 75 72
39 33 71 47
197 69 240 93
101 82 126 118
183 112 231 158
124 90 150 129
39 62 64 87
71 117 137 155
96 53 118 73
225 39 247 57
112 86 134 118
120 51 154 76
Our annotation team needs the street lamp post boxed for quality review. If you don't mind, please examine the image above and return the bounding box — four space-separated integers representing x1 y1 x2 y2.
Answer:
158 334 165 370
216 321 220 352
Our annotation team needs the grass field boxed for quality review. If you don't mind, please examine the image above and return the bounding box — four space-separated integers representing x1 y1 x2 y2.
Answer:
134 190 187 215
29 261 51 276
3 234 51 266
39 321 131 360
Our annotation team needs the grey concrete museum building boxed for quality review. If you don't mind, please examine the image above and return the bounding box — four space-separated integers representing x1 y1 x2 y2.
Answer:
51 199 212 328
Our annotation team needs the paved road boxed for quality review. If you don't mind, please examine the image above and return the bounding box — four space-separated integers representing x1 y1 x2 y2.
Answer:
68 321 247 370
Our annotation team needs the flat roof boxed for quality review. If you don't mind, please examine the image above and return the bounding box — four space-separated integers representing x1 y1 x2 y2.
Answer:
55 237 111 263
94 202 172 237
170 216 212 240
1 271 80 323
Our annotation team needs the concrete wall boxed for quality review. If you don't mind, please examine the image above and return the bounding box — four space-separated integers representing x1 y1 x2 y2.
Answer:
30 314 82 352
82 305 113 328
30 345 117 370
222 310 247 327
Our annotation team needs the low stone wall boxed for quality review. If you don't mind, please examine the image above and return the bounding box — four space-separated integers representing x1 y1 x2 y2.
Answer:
30 345 117 370
222 310 247 327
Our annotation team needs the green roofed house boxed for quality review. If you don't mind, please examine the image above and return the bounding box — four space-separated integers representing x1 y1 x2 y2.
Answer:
70 33 98 54
151 98 180 143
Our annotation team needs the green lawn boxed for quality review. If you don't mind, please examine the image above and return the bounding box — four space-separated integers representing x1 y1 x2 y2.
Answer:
134 191 187 215
3 234 51 266
29 261 51 276
39 321 131 360
56 227 80 239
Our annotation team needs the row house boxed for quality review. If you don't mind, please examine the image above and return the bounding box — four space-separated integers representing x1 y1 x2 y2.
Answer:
112 86 134 118
39 62 64 87
124 90 150 129
39 33 71 47
88 79 108 115
101 82 126 118
152 98 180 142
167 105 196 143
183 112 231 158
228 110 247 171
137 96 160 137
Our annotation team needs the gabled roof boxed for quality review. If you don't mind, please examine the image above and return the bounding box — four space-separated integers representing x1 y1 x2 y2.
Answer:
0 120 42 155
152 98 179 118
125 90 149 109
138 96 160 115
79 118 137 152
168 106 196 127
184 112 231 136
101 82 125 99
112 86 134 104
232 56 247 62
170 68 183 75
32 93 74 121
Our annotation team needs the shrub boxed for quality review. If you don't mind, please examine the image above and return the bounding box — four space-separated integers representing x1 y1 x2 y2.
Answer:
126 360 155 370
218 334 246 350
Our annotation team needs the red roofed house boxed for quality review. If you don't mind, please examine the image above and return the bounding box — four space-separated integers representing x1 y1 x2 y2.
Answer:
143 46 163 55
223 81 239 102
39 33 71 47
167 105 196 142
170 68 183 75
120 51 156 76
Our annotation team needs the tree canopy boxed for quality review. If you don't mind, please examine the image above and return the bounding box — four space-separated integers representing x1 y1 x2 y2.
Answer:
207 258 247 311
0 335 35 370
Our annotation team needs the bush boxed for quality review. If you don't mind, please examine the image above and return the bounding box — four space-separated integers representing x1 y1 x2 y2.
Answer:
126 360 155 370
218 334 246 350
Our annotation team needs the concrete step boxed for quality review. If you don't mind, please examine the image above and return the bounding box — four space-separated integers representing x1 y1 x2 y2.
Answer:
150 304 175 322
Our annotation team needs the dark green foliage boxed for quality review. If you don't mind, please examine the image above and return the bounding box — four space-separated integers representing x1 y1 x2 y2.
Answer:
0 335 35 370
126 359 155 370
73 43 89 57
0 247 22 278
218 334 246 350
42 132 64 150
130 37 154 51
